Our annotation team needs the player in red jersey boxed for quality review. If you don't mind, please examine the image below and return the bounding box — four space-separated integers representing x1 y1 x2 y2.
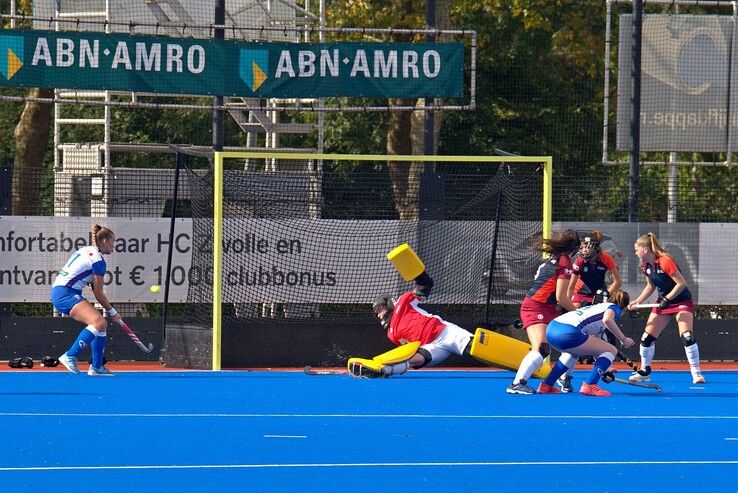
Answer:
507 229 579 395
371 271 472 377
627 232 705 384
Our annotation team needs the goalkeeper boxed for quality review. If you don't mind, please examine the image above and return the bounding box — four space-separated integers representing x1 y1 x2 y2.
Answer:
353 271 472 378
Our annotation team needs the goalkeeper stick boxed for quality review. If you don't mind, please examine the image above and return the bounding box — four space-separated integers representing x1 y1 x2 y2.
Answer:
303 365 345 376
118 320 154 353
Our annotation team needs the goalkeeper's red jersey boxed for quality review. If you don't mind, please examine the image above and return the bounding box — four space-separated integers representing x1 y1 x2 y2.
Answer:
386 291 446 346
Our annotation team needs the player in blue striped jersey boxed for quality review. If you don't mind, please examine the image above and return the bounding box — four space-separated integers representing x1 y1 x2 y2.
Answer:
537 290 635 397
51 224 120 376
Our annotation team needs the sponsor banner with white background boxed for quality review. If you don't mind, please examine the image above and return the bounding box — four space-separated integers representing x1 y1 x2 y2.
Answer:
0 216 407 303
1 217 734 304
0 217 192 303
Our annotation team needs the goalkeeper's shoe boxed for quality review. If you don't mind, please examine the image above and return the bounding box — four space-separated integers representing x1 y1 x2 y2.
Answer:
87 366 114 376
58 353 81 374
347 358 387 379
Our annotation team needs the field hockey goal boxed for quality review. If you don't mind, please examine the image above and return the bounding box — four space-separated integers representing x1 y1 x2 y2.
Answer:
163 151 552 369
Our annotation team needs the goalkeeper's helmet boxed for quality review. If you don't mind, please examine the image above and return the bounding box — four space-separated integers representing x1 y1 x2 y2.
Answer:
372 294 395 329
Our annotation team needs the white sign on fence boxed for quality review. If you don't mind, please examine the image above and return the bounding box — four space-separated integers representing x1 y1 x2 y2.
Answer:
0 217 193 302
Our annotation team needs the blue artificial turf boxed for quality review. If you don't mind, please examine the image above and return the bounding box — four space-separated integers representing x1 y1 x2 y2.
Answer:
0 370 736 492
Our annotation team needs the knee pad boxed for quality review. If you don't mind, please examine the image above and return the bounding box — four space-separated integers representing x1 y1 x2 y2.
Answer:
681 331 697 347
640 333 657 347
538 343 551 359
416 348 432 368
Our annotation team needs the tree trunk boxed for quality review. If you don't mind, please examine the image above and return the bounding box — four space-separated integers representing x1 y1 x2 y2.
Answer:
387 0 451 219
12 88 54 215
387 98 421 219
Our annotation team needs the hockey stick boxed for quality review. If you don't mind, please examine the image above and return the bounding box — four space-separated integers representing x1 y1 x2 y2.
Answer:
616 350 650 376
303 365 346 376
631 303 659 308
118 320 154 353
610 375 662 392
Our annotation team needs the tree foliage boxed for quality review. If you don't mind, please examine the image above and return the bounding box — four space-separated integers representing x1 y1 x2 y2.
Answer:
0 1 735 222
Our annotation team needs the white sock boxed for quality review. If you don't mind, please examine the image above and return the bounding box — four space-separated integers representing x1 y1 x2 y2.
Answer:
382 361 410 376
685 344 701 372
558 353 577 376
640 344 655 368
513 351 544 384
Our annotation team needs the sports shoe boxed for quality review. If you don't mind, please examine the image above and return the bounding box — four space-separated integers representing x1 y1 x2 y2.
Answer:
580 382 611 397
506 380 536 395
537 382 561 394
58 353 80 374
87 366 114 376
692 372 706 384
629 372 651 383
557 375 574 393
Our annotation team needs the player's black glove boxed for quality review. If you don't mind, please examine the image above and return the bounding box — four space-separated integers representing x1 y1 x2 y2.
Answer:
658 297 670 309
412 271 434 298
601 371 615 384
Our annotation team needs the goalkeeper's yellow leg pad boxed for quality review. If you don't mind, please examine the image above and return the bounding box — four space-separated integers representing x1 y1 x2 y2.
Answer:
372 341 421 365
469 328 551 379
386 243 425 281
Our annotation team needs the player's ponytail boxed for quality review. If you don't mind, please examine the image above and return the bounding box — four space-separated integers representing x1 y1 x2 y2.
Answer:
636 232 670 258
608 289 630 309
92 224 115 249
536 229 579 256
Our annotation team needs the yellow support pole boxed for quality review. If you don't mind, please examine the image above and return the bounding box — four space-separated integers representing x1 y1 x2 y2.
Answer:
212 151 223 371
542 156 553 243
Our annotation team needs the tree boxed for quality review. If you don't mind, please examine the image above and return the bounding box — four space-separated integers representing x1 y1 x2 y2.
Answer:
12 88 53 214
328 0 448 219
11 0 54 215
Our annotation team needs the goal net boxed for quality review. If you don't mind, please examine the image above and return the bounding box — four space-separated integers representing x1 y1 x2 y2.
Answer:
164 151 552 369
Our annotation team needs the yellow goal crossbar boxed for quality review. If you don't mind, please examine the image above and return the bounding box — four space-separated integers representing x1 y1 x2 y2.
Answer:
210 151 553 370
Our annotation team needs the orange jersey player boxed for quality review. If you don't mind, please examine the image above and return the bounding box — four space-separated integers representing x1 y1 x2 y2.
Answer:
627 232 705 385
